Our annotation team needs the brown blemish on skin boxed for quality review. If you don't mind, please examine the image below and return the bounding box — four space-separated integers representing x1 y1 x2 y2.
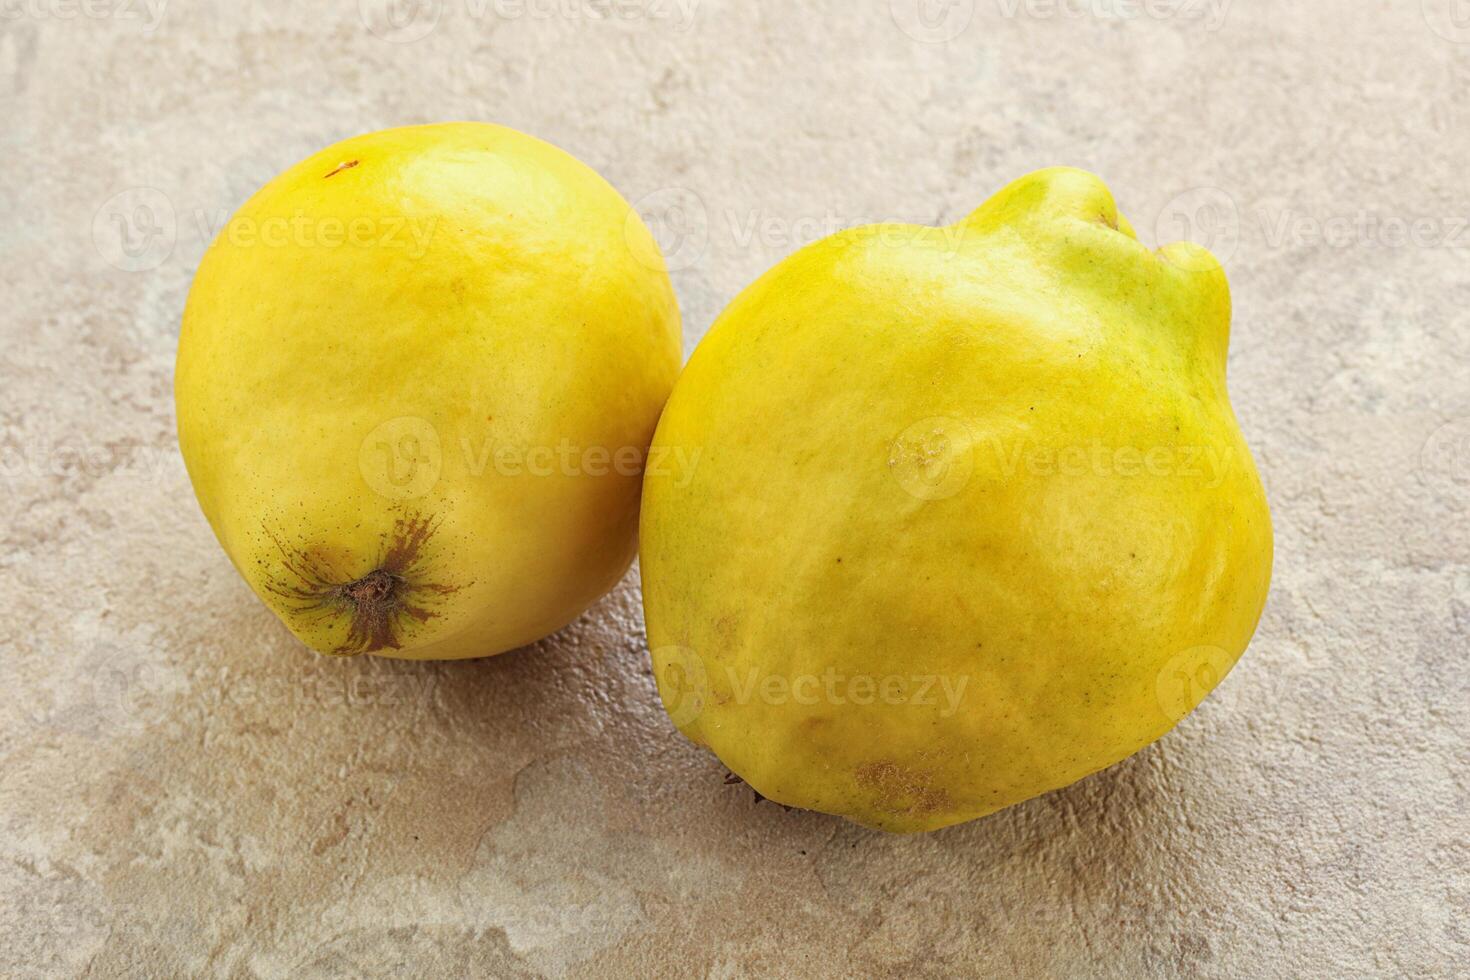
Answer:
262 513 464 656
855 762 952 817
324 159 360 179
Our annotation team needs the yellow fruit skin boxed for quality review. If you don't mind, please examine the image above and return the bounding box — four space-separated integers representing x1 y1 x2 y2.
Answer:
177 123 681 660
640 168 1273 833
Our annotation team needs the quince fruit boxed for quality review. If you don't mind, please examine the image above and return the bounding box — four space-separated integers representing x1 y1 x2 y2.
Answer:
177 123 681 659
640 168 1272 832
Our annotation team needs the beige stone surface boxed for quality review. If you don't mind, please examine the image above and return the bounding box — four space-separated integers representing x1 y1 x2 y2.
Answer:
2 1 1468 976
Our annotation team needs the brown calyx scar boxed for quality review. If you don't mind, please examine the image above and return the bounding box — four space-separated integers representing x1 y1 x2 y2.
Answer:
263 513 465 657
324 159 360 179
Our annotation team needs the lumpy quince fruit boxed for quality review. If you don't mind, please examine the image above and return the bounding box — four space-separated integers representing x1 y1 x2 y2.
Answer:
177 123 681 659
640 168 1273 832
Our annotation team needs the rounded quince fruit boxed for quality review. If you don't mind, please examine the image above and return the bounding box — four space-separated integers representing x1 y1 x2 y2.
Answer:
177 123 681 659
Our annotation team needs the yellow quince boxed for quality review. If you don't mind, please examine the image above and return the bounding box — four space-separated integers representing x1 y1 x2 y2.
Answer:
177 123 681 659
640 168 1273 832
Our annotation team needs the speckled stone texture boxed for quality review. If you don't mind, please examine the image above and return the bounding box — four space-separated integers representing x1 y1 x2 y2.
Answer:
2 1 1467 976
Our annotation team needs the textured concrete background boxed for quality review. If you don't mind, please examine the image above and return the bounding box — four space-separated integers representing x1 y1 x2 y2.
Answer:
2 1 1468 976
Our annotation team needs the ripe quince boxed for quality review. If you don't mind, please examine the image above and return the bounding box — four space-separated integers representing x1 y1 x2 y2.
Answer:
177 124 681 659
640 168 1273 832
